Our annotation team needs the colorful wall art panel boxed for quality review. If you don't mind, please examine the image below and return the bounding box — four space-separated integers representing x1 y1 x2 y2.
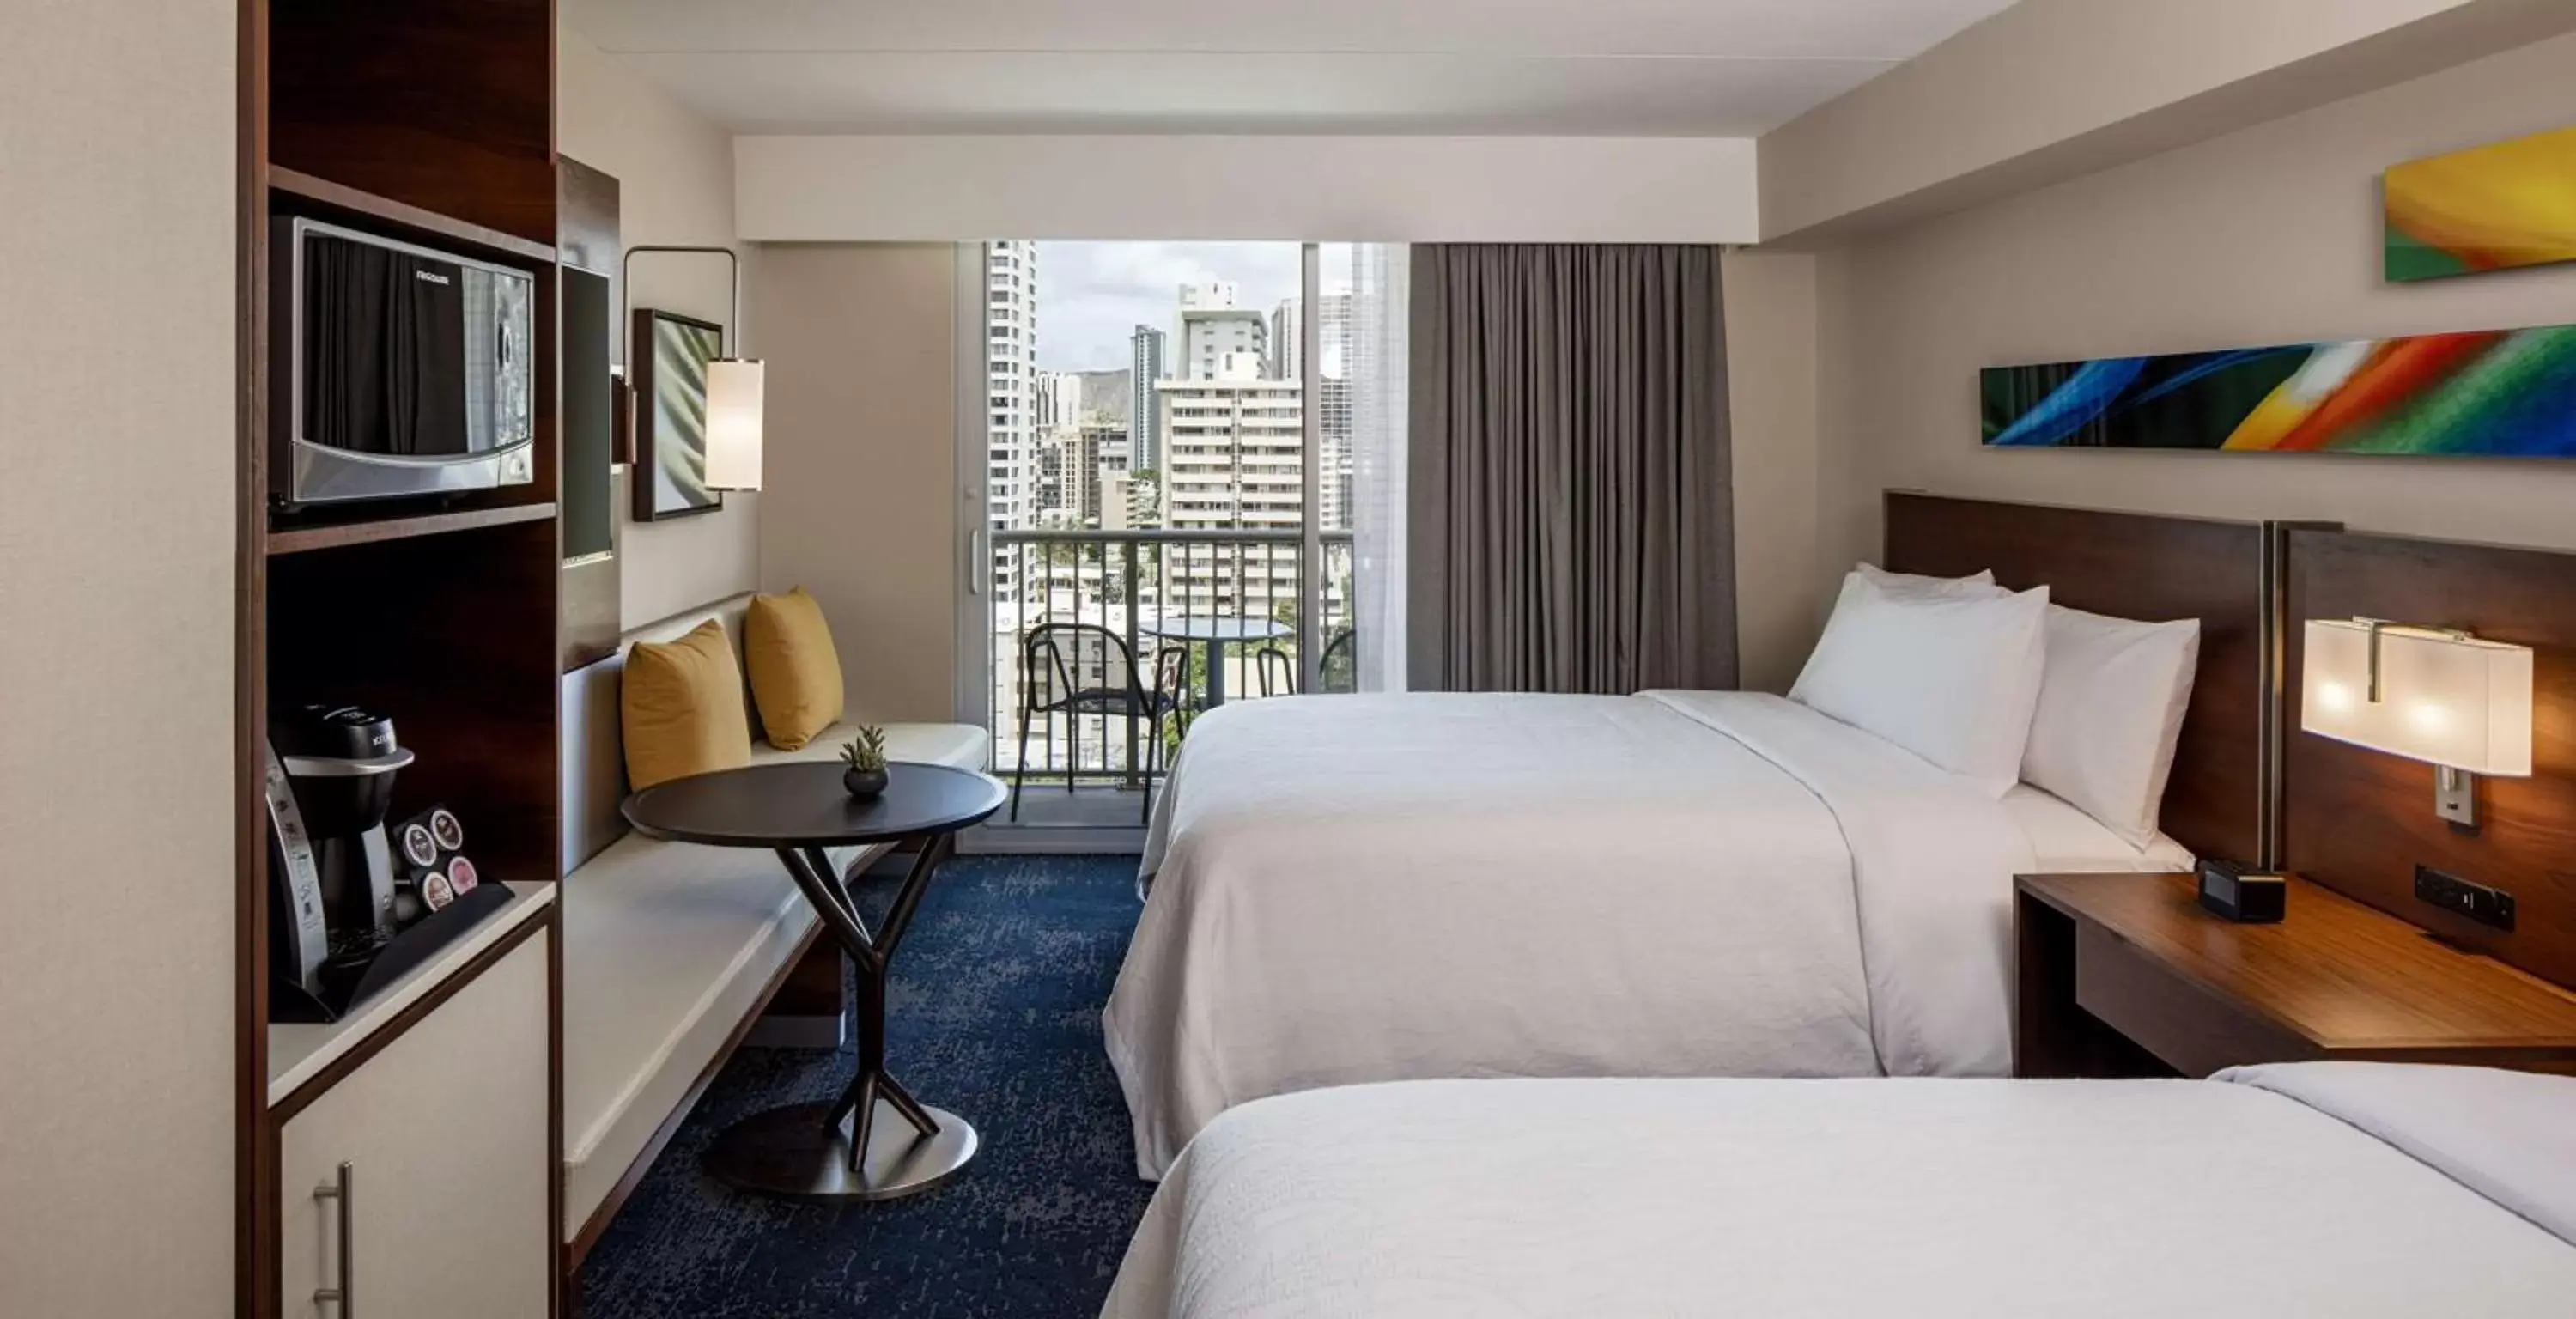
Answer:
2385 125 2576 282
1983 326 2576 457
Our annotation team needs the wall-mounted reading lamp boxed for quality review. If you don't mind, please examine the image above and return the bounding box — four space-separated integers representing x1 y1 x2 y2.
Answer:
621 245 764 491
2300 617 2533 830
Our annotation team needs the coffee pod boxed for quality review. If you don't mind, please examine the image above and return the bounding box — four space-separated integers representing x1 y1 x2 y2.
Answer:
428 807 465 854
401 822 439 870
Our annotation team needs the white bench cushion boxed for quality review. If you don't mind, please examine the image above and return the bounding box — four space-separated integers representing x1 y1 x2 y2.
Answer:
561 834 848 1237
750 721 990 773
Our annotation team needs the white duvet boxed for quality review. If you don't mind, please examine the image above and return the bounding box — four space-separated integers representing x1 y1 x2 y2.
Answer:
1103 1066 2576 1318
1106 690 2044 1179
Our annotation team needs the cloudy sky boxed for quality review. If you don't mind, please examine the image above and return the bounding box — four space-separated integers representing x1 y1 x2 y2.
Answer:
1033 241 1302 374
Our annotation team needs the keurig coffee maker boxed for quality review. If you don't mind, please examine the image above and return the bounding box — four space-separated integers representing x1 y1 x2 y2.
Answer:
265 703 413 1012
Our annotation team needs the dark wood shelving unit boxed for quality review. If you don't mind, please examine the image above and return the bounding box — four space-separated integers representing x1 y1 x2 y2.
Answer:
240 1 566 1315
268 501 559 556
269 166 557 266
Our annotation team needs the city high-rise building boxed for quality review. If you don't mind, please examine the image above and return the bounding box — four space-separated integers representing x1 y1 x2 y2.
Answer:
1178 280 1238 311
1315 291 1355 379
1033 424 1099 526
1129 325 1166 471
1315 374 1352 532
1314 290 1356 531
986 241 1038 544
1100 471 1160 532
1268 297 1302 380
1090 420 1130 473
1157 352 1302 613
1032 432 1067 520
1082 421 1127 525
1176 281 1267 381
1036 371 1083 430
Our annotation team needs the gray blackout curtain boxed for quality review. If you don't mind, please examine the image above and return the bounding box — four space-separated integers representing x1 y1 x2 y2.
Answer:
1406 244 1735 694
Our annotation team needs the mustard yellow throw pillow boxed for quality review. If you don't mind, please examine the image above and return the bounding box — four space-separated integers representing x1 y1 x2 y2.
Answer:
744 587 846 751
622 619 753 789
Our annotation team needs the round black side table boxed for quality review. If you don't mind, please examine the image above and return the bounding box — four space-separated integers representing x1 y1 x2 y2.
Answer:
623 759 1006 1201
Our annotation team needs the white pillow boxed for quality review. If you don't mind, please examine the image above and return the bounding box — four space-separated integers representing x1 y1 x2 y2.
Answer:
1791 574 2051 798
2021 605 2201 848
1844 562 2004 608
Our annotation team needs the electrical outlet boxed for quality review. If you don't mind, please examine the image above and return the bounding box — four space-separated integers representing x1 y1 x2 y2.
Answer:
2415 866 2515 933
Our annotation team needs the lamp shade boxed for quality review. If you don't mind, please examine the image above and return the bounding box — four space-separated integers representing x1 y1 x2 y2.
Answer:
2301 619 2532 775
703 357 765 491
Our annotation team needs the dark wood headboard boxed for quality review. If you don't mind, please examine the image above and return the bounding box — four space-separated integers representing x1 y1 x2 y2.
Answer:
1882 492 2272 868
2284 529 2576 991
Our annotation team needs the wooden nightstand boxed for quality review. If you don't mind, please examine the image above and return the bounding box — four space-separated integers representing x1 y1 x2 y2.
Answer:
2013 872 2576 1079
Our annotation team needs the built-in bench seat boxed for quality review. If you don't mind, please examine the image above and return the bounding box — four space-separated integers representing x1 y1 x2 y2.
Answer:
556 593 986 1256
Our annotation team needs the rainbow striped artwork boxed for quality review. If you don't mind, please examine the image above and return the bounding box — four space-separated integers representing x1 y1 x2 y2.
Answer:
2385 125 2576 282
1982 326 2576 457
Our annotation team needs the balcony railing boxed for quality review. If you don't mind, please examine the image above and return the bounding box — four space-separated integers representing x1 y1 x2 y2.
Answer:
989 528 1357 783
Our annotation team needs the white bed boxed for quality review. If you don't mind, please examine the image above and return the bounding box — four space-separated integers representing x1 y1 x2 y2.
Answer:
1103 1063 2576 1318
1105 689 2191 1179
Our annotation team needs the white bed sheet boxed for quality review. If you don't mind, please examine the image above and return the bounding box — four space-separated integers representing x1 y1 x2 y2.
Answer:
1103 1069 2576 1318
1108 690 2042 1180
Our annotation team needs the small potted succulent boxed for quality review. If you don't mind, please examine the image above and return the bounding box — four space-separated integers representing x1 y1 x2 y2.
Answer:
838 725 890 800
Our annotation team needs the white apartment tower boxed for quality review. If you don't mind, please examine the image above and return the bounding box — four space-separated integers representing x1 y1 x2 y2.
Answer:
1130 325 1167 471
1036 370 1082 429
1157 351 1303 613
1177 281 1267 381
1268 297 1302 380
1314 290 1356 532
986 242 1039 543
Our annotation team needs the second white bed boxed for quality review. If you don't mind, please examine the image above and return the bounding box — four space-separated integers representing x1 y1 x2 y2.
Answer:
1106 690 2187 1179
1103 1065 2576 1317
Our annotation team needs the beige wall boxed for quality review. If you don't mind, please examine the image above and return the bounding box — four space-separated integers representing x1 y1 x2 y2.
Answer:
737 136 1760 243
1722 251 1823 691
753 245 964 723
558 25 762 628
1761 0 2575 240
1810 27 2576 615
0 1 237 1313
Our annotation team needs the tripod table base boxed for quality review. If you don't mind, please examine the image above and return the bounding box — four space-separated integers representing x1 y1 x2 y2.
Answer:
704 1098 979 1202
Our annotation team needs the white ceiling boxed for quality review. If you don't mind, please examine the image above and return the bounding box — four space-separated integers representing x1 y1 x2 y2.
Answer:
564 0 2022 137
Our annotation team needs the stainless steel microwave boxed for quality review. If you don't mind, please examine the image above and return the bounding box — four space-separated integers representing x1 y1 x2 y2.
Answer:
270 217 536 508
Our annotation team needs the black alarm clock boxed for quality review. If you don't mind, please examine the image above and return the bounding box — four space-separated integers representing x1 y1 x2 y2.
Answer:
2197 859 2288 923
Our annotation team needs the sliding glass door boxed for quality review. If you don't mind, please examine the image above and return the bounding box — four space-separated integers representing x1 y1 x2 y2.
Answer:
960 241 1407 835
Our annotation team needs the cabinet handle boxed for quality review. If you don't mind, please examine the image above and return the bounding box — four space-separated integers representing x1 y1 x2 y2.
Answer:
314 1161 354 1316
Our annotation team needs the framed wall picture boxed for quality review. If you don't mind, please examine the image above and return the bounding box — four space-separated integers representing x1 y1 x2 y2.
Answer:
631 307 726 520
1983 325 2576 457
2385 125 2576 283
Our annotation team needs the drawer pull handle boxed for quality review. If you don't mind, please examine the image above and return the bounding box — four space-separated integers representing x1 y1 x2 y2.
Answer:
314 1161 354 1316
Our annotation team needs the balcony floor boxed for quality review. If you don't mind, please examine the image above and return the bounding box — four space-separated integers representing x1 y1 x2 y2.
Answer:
969 777 1159 854
995 777 1158 827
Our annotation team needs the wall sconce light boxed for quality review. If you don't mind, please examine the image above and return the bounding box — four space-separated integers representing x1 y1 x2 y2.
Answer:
2300 617 2533 830
622 245 763 491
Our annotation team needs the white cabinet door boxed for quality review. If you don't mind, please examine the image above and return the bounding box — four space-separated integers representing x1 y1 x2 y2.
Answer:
280 931 553 1319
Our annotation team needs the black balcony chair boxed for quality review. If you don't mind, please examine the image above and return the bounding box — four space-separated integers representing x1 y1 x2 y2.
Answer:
1318 628 1356 694
1253 628 1358 697
1255 647 1297 699
1012 622 1189 824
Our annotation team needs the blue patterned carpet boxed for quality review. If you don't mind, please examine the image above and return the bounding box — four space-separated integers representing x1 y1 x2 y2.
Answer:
580 854 1156 1319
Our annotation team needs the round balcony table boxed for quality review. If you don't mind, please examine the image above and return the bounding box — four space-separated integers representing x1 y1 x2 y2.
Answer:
623 760 1006 1200
1140 615 1293 708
